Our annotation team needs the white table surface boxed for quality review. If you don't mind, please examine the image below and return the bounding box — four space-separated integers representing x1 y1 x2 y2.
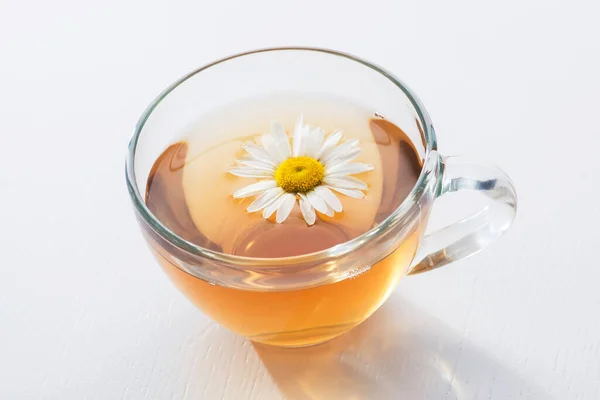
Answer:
1 0 599 399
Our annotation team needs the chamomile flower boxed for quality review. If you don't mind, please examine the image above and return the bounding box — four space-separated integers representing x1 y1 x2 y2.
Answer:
229 116 373 225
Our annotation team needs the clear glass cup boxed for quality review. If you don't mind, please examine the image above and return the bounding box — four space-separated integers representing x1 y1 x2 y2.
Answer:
125 48 517 348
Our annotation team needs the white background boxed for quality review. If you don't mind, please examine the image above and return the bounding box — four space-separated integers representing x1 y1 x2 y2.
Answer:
1 0 599 399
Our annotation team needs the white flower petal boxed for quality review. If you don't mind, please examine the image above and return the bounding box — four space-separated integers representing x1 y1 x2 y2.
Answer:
247 187 284 212
320 139 360 163
326 162 374 177
327 186 365 198
316 130 342 159
304 127 324 158
236 158 276 172
314 186 343 212
242 145 277 166
306 190 328 214
298 193 316 225
271 121 287 140
271 121 292 158
323 176 368 190
263 193 286 219
276 193 297 223
323 147 362 166
260 135 277 160
292 115 309 157
233 180 277 198
261 134 288 164
292 115 303 157
229 167 273 178
323 205 335 217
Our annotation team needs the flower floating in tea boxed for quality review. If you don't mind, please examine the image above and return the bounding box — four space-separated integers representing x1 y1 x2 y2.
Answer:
229 116 374 225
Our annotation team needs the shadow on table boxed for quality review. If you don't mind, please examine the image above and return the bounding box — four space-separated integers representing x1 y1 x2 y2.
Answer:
254 293 555 400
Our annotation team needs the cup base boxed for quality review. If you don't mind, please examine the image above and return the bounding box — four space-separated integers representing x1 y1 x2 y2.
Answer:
248 321 360 348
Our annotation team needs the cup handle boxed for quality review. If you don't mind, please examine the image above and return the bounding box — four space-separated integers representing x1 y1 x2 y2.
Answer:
408 155 518 275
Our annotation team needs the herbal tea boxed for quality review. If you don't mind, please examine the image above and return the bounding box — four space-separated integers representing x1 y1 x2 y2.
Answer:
145 94 424 346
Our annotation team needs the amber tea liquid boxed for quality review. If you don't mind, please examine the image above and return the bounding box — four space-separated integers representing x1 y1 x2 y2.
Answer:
145 94 424 346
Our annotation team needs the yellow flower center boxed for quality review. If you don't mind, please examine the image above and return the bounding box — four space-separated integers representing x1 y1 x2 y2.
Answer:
275 156 325 193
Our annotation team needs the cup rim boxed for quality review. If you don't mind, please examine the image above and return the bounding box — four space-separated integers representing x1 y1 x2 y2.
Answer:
125 46 437 267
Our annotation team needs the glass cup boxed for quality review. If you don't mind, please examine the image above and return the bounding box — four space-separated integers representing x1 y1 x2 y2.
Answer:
126 48 517 348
